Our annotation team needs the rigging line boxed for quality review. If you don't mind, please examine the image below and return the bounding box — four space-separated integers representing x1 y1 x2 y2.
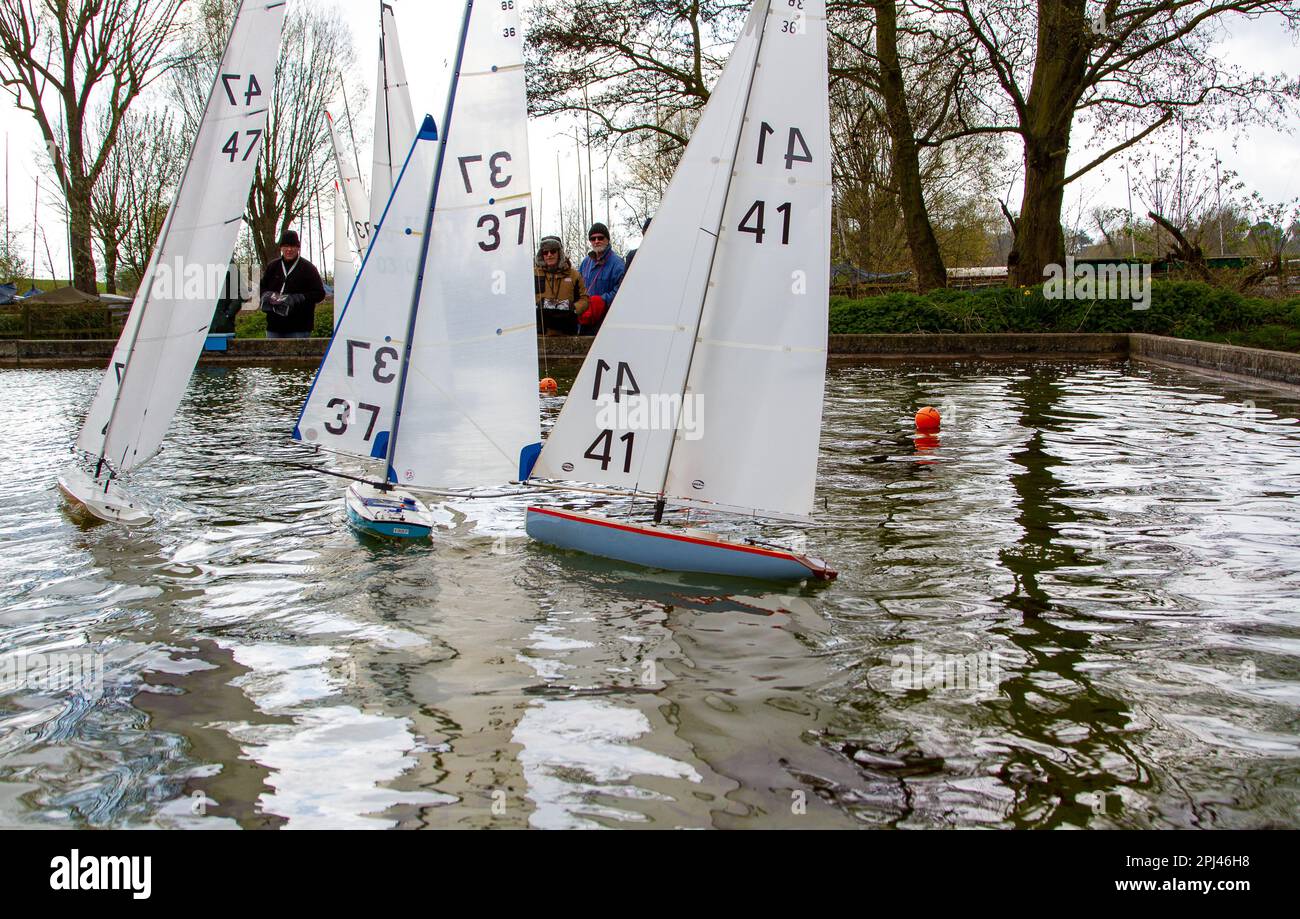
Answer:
277 462 387 489
653 0 773 523
92 0 260 478
275 462 531 499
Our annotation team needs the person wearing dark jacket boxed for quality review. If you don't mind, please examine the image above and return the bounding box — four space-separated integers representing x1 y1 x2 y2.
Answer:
624 217 652 272
259 230 326 338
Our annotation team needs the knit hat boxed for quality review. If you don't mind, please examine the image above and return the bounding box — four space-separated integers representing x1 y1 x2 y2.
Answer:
277 230 301 247
588 222 610 239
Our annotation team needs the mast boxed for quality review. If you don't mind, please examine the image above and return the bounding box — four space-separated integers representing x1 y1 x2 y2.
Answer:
381 0 477 488
379 2 395 202
651 0 772 523
91 0 253 480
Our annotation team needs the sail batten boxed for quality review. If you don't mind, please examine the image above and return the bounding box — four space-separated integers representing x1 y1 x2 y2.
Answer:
75 0 285 474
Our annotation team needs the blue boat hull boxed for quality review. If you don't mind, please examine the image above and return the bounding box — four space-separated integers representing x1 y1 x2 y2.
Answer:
345 483 433 539
525 507 836 582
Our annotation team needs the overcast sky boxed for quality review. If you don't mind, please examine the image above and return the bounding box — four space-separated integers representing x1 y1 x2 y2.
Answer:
2 0 1297 279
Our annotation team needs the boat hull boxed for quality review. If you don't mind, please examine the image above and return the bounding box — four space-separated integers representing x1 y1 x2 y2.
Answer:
56 468 153 526
525 506 836 582
345 483 434 539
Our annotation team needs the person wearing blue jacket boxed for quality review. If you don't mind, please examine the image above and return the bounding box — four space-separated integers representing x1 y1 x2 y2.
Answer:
577 222 625 334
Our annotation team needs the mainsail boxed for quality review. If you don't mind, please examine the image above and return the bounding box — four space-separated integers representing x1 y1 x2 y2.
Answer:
530 0 831 520
76 0 286 474
388 0 539 490
369 1 417 233
326 108 371 251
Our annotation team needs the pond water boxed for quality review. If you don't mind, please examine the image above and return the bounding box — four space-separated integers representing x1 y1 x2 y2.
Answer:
1 358 1298 828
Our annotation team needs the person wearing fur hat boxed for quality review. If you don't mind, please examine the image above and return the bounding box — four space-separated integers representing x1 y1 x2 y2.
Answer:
259 229 325 338
577 222 624 334
535 236 589 336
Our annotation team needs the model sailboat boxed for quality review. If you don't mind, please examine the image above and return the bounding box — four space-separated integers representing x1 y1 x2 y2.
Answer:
369 1 417 233
58 0 285 524
293 0 539 539
524 0 836 581
331 181 356 327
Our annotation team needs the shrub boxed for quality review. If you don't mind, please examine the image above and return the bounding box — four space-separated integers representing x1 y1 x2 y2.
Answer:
233 303 334 338
827 281 1300 352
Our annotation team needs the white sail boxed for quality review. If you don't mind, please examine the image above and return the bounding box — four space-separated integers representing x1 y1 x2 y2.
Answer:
532 0 829 519
663 1 830 517
76 0 285 473
332 182 356 331
387 0 539 491
368 1 417 233
326 107 371 251
293 119 439 461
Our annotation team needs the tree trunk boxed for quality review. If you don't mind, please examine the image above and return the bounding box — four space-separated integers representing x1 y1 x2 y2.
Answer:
102 243 119 294
62 100 100 294
874 1 947 292
1010 0 1091 287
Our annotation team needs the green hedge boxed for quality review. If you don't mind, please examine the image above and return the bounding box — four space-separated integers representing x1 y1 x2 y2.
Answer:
828 282 1300 352
234 303 334 338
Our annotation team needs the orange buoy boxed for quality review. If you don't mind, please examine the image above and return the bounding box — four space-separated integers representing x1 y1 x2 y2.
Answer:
915 405 941 433
539 377 558 395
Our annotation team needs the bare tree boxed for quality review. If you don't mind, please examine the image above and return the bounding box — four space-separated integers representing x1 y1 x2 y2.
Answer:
527 0 749 147
0 0 186 292
921 0 1300 286
172 0 357 266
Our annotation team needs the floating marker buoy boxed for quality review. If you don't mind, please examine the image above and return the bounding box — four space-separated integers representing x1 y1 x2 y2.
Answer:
915 406 941 432
539 377 558 395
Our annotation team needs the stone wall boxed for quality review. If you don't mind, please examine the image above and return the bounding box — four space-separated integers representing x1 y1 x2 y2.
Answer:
4 334 1299 393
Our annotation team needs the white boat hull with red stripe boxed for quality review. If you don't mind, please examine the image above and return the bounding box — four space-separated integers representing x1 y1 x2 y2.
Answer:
525 506 836 583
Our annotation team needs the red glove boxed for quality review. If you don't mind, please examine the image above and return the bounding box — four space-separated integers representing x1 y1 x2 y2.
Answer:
582 294 606 325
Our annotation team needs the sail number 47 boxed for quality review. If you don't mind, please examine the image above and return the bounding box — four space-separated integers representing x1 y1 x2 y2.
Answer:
218 74 265 163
